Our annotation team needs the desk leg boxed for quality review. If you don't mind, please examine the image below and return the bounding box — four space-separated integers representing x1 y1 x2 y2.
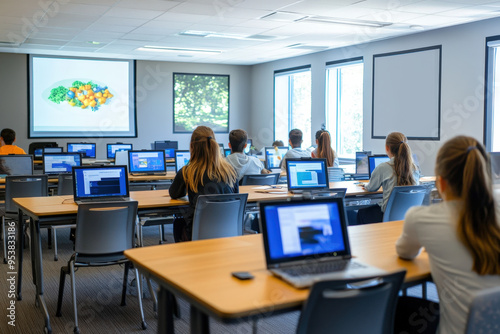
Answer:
32 219 52 334
190 305 209 334
158 288 175 334
16 209 23 300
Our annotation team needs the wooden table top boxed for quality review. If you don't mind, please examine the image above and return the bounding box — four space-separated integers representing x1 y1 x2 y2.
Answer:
124 220 429 319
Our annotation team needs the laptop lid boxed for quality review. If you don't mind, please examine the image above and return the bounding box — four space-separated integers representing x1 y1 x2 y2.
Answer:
107 143 133 159
265 146 289 169
0 155 33 176
72 165 129 202
175 150 190 172
43 152 82 175
154 141 178 158
286 158 329 191
368 155 390 178
259 197 351 268
355 151 371 175
67 143 96 158
128 150 166 174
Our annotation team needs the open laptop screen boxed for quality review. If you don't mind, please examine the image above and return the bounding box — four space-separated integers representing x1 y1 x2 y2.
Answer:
355 151 371 175
286 159 329 191
265 146 289 169
154 141 178 158
107 143 132 159
0 155 33 176
175 150 190 172
43 153 81 175
260 198 350 265
67 143 96 158
368 155 390 178
73 165 129 201
128 150 166 174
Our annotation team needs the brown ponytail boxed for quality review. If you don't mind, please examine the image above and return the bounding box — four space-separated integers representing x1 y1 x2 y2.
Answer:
386 132 416 186
183 126 237 192
317 131 336 167
436 136 500 275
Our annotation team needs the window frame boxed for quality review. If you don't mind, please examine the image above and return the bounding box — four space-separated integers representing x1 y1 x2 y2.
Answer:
484 35 500 151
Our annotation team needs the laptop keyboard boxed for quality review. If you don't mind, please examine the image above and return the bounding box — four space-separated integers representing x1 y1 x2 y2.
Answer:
281 260 363 277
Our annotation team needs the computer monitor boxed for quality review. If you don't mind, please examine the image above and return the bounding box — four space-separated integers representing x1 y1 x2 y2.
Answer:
67 143 96 158
490 152 500 184
355 151 372 175
107 143 133 159
73 165 129 202
43 152 82 175
368 155 390 178
224 148 231 157
0 155 33 176
286 158 329 192
265 146 289 169
154 141 178 158
175 150 191 172
128 150 166 174
244 139 252 155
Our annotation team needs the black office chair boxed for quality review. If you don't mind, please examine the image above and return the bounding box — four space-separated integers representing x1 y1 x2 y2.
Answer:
56 201 146 333
241 173 280 185
296 269 406 334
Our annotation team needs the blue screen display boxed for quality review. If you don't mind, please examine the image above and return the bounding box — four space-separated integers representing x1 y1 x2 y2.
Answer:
67 143 96 158
129 151 165 173
107 144 132 158
368 155 390 176
74 166 128 198
287 160 328 190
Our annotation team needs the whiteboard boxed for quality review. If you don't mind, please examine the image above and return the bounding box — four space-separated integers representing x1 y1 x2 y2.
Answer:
371 46 441 140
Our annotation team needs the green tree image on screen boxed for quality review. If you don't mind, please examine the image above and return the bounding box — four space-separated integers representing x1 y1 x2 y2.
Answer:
174 73 229 132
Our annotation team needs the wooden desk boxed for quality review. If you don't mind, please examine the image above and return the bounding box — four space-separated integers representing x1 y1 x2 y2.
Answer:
124 221 430 334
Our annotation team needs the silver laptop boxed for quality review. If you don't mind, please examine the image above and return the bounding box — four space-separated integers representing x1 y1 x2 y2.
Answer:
72 165 130 204
259 197 386 289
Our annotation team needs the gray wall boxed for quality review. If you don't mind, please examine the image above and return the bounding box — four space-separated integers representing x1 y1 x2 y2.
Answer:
249 16 500 175
0 55 251 159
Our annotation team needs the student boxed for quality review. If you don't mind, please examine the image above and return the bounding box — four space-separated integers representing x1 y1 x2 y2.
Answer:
357 132 419 224
0 128 26 154
272 140 284 147
311 130 339 167
280 129 310 171
226 129 270 181
169 126 239 242
395 136 500 334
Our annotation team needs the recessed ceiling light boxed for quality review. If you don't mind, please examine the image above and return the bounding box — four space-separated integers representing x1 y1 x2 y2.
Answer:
137 46 222 54
260 11 308 22
87 41 101 45
179 31 210 37
300 16 392 28
287 43 329 51
179 30 276 41
0 41 20 47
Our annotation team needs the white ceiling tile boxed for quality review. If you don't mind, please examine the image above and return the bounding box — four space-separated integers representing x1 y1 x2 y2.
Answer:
359 10 424 23
92 17 149 27
235 0 304 11
185 24 231 33
155 12 211 23
86 23 136 33
220 26 270 35
68 0 119 5
237 19 288 29
24 38 68 46
398 1 469 14
403 14 466 25
217 7 272 20
116 0 181 11
439 6 500 17
199 17 249 27
169 3 222 16
57 3 111 15
103 7 165 19
121 33 165 42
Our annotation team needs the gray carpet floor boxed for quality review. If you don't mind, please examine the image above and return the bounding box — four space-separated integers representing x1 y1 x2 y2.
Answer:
0 225 438 334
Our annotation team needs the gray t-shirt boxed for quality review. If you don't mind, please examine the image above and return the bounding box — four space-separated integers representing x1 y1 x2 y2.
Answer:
226 152 265 181
281 148 310 171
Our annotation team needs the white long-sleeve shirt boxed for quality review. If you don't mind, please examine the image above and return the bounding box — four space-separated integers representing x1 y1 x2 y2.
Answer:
396 201 500 334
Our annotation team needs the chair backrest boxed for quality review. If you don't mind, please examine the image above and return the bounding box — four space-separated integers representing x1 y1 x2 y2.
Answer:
241 173 280 185
74 201 138 256
383 185 428 222
57 174 74 195
465 286 500 334
28 142 58 155
5 175 48 213
191 193 248 241
328 167 345 182
296 269 406 334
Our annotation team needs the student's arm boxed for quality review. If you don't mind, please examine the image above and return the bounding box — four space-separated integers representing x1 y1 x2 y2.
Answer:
364 165 384 192
395 207 422 260
169 167 187 199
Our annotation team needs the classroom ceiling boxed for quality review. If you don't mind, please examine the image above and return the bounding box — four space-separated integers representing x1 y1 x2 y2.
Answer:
0 0 499 65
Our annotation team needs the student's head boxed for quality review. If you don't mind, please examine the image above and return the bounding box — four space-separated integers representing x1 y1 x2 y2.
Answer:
315 129 326 143
288 129 303 148
316 130 335 167
435 136 500 275
385 132 416 186
229 129 247 153
1 128 16 145
184 126 236 192
272 140 284 147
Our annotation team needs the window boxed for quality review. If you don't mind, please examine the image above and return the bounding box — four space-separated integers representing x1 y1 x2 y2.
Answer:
485 37 500 151
326 58 364 159
274 66 312 148
173 73 229 133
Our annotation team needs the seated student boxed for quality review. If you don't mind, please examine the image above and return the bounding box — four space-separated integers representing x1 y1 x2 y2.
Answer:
395 136 500 334
226 129 270 181
272 140 284 147
0 128 26 155
311 130 339 167
169 126 239 242
280 129 310 171
357 132 419 224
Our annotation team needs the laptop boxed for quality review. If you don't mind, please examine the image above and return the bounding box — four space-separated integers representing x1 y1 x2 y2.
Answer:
67 143 96 158
128 150 166 175
0 155 33 177
353 151 371 180
286 158 329 194
154 141 178 158
368 155 390 178
174 150 190 172
43 152 82 178
107 143 133 159
259 197 386 289
34 147 63 159
224 148 231 157
244 139 252 155
72 165 130 204
265 146 289 171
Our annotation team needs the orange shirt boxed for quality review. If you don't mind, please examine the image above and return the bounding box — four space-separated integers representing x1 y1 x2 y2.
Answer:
0 145 27 155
